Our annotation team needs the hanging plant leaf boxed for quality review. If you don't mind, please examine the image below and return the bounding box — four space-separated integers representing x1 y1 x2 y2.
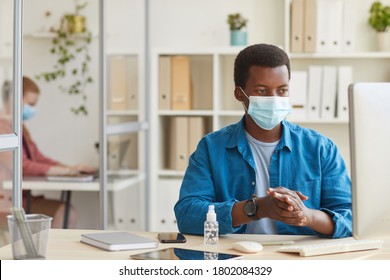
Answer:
35 0 93 116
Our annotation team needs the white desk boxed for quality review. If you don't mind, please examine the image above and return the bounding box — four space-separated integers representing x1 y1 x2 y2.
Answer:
0 229 389 260
3 174 145 228
4 173 145 192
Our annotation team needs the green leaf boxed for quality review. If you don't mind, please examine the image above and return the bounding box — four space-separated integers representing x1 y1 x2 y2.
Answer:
35 7 94 117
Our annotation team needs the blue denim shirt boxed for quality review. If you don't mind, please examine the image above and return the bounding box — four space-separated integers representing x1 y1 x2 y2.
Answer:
174 117 352 238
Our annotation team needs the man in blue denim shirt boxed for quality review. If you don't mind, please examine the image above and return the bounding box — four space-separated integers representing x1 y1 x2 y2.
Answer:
174 44 352 238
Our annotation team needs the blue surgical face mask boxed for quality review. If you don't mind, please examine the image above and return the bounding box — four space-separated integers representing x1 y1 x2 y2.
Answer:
22 104 37 121
240 87 291 130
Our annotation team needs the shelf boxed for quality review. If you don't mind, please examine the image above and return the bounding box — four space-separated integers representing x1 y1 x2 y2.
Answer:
159 110 214 116
219 110 244 117
106 49 140 56
24 32 98 39
153 46 243 56
107 169 140 176
107 172 146 192
288 118 349 124
290 52 390 59
24 32 56 38
107 110 139 116
158 170 186 177
106 121 148 135
151 48 390 58
216 111 348 124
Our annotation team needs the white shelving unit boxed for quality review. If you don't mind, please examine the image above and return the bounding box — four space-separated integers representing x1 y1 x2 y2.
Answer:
102 0 149 227
149 49 355 232
105 49 147 231
148 0 390 231
103 0 147 231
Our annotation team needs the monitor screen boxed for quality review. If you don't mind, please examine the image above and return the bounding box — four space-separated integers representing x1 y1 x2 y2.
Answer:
348 82 390 239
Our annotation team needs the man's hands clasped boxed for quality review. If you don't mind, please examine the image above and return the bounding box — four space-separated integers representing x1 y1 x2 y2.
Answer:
256 186 312 227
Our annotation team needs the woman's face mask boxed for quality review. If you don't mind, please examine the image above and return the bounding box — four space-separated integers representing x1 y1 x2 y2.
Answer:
22 104 37 121
240 87 291 130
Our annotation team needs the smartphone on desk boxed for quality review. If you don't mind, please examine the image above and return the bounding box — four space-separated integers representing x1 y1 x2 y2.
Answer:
158 232 186 243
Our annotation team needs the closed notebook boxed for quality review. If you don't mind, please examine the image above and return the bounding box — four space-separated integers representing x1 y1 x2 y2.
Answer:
80 232 158 251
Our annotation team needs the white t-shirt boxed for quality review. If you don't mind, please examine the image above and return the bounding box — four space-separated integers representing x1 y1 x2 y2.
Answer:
245 131 279 234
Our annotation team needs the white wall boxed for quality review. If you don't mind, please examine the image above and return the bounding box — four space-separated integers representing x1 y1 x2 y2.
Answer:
149 0 285 47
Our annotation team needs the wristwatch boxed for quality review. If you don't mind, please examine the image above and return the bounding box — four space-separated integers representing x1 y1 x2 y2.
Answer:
243 198 259 220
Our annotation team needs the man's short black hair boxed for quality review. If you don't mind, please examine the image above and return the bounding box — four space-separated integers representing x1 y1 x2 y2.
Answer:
234 43 291 88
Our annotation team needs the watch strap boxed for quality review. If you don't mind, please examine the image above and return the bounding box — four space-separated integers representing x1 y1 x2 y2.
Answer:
244 198 259 220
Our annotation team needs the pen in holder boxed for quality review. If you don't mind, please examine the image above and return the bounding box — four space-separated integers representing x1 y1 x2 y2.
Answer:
7 208 52 260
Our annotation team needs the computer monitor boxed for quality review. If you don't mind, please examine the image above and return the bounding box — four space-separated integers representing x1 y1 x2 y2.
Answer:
348 82 390 239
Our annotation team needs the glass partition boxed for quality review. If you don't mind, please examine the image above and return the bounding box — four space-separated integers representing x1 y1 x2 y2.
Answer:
1 0 23 237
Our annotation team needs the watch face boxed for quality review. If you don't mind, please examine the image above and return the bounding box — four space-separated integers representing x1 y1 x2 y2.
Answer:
244 199 257 216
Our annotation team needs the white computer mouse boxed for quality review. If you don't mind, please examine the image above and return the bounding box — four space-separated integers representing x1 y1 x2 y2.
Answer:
232 241 263 253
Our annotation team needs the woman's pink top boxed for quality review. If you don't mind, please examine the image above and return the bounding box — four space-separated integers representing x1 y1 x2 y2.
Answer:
22 127 60 176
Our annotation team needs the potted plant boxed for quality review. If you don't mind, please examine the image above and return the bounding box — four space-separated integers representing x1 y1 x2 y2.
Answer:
36 0 93 115
368 1 390 51
227 13 248 46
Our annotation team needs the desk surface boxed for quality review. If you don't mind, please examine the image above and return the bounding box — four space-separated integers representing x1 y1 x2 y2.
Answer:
3 173 145 192
0 229 389 260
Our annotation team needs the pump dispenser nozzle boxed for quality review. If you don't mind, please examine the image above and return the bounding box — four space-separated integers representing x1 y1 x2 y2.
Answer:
206 205 216 222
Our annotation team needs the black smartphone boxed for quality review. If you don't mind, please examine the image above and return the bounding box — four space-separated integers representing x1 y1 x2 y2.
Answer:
157 232 186 243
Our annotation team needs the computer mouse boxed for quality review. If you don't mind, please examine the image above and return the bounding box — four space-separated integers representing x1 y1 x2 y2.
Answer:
232 241 263 253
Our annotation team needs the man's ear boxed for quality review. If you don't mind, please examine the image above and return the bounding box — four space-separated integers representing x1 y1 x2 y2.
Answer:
234 86 244 102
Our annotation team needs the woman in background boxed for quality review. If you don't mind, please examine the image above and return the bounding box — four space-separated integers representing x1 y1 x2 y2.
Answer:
0 76 96 228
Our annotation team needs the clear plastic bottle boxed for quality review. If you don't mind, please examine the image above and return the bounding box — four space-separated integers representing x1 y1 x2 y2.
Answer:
204 205 219 245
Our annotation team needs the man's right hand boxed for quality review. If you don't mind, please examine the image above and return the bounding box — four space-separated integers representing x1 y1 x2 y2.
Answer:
256 187 308 226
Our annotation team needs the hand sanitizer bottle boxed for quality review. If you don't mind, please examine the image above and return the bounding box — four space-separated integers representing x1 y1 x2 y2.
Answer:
204 205 219 245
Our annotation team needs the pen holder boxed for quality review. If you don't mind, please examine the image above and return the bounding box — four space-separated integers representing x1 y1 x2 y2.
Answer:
7 214 52 260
